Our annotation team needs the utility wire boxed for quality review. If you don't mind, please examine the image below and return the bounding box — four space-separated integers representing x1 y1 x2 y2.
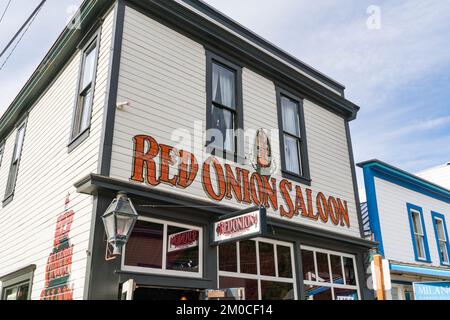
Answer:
0 0 12 25
0 0 45 71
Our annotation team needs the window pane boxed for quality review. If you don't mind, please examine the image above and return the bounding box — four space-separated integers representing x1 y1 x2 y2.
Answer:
259 242 275 276
281 96 300 136
304 285 332 300
436 219 446 241
333 288 358 300
210 105 234 152
166 226 199 273
411 211 422 235
219 242 237 272
261 281 295 300
277 245 293 278
16 284 29 301
124 220 163 269
79 89 93 133
5 287 18 300
14 126 25 162
283 135 301 175
240 240 257 274
212 62 235 109
343 257 357 286
219 276 258 300
415 235 425 259
301 250 315 282
439 241 449 263
330 255 344 285
81 45 97 90
316 252 330 283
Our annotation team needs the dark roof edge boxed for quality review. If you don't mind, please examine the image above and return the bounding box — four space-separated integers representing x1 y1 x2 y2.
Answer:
183 0 346 95
0 0 114 141
357 159 450 198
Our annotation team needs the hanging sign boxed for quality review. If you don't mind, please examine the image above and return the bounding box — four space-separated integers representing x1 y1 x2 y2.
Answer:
168 229 199 252
211 206 267 245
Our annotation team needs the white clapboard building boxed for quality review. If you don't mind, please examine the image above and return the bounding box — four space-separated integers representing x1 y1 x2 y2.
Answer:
359 160 450 300
0 0 374 300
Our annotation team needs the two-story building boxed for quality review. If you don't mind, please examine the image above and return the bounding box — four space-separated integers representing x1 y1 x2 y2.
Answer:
0 0 374 300
359 160 450 300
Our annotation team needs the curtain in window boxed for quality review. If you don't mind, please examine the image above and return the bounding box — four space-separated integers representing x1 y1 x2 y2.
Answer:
284 135 300 174
211 106 234 151
281 97 299 136
212 63 235 108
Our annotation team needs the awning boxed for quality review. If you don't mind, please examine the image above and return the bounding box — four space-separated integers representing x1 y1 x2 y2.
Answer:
390 263 450 279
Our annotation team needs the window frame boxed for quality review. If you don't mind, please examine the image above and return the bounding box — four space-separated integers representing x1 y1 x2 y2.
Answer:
431 211 450 266
217 237 297 300
406 203 431 263
68 31 101 152
3 117 28 206
0 141 5 168
300 245 361 300
276 86 311 186
0 265 35 300
121 216 203 279
205 50 244 163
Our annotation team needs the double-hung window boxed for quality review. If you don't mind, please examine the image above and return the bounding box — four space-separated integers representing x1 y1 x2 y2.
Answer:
206 52 243 160
407 204 430 262
277 88 310 184
70 37 98 143
431 212 450 265
4 120 27 202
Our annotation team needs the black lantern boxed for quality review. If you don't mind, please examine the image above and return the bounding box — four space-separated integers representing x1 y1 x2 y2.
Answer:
102 192 139 256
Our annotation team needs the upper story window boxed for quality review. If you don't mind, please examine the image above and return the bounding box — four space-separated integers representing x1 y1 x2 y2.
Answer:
431 212 450 265
206 52 243 161
276 88 310 185
407 204 430 262
4 119 27 204
70 36 99 144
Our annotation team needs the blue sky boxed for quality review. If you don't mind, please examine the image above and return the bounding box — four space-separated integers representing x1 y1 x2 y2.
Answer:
1 0 450 190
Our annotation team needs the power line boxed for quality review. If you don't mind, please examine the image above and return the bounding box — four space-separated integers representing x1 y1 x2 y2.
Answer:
0 0 12 25
0 0 46 71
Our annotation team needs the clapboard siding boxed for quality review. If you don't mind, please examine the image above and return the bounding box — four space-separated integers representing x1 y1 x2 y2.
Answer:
109 6 360 238
375 177 450 266
0 7 115 300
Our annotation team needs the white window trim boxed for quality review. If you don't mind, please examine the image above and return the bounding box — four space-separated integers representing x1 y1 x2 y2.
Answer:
217 237 298 300
300 245 361 300
121 216 203 279
411 210 426 259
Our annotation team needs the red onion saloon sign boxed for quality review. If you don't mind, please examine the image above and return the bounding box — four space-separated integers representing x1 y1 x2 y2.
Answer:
130 135 351 229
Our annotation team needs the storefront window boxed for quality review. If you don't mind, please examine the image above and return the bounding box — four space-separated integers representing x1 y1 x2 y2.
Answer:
166 226 199 273
240 241 257 274
301 246 360 300
123 217 202 277
259 242 275 276
124 220 163 269
219 242 237 272
277 245 293 278
218 238 297 300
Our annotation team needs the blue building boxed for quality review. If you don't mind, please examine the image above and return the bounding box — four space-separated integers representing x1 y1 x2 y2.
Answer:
359 160 450 300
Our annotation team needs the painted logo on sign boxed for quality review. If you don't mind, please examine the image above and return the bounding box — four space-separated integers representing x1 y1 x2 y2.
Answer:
168 230 199 252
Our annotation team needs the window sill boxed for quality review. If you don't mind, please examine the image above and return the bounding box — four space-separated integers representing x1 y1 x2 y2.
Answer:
281 170 312 186
68 127 90 153
3 193 14 207
415 258 431 264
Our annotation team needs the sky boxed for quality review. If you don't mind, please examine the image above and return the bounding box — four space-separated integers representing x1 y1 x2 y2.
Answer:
0 0 450 194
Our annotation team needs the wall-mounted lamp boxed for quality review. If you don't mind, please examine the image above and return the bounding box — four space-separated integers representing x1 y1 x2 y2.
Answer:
102 192 139 256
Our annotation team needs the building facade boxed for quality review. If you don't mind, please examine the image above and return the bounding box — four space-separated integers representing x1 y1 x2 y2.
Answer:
359 160 450 300
0 0 374 300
